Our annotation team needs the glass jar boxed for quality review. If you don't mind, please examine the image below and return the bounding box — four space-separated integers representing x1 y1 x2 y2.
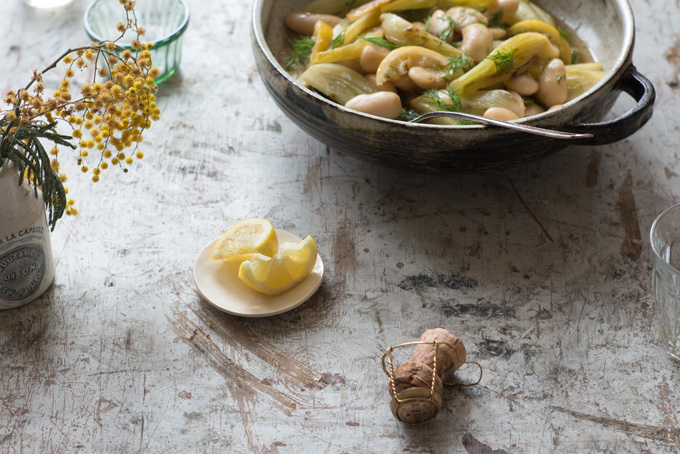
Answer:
21 0 75 8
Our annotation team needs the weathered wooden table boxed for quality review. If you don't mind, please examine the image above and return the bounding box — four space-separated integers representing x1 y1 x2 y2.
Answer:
1 0 679 452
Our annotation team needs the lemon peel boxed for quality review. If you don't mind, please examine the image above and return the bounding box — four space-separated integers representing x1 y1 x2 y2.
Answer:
210 218 278 261
238 236 318 295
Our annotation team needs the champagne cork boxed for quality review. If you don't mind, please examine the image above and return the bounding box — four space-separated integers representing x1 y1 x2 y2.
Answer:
386 328 466 424
412 328 466 380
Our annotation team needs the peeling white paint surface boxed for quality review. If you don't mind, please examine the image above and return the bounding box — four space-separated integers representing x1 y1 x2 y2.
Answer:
1 0 679 452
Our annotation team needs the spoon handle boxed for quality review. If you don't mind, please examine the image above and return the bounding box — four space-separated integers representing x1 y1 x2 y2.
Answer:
409 111 593 140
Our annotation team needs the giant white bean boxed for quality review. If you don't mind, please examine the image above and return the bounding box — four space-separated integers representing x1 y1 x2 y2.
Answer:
285 12 342 36
365 74 397 93
345 92 403 119
524 103 546 117
392 75 420 92
504 73 539 96
446 7 488 30
461 24 494 63
408 67 447 90
537 58 567 107
360 45 390 74
336 59 364 74
486 0 520 25
489 27 507 40
428 10 454 39
483 107 519 121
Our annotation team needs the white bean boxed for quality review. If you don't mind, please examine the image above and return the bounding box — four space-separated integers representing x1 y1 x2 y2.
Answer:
392 75 420 92
504 73 539 96
285 12 342 36
428 10 453 39
486 0 519 25
524 103 546 117
537 58 567 108
360 45 390 74
461 24 494 63
488 27 507 40
483 107 519 121
336 59 364 74
446 7 488 30
365 74 397 93
345 92 403 120
408 67 447 90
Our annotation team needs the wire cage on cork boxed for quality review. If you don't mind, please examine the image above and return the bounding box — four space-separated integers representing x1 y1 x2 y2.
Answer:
381 332 483 425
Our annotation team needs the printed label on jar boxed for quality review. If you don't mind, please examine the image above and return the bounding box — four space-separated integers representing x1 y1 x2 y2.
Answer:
0 244 46 301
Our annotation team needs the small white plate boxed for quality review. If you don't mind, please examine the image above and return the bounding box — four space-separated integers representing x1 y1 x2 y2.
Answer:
193 229 324 317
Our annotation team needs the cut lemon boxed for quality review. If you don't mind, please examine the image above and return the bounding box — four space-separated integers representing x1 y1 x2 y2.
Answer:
238 236 318 295
210 218 278 261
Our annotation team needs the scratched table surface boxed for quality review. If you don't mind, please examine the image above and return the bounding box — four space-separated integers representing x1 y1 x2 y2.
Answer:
1 0 679 452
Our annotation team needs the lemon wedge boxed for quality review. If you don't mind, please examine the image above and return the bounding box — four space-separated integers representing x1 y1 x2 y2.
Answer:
210 218 278 261
238 236 318 295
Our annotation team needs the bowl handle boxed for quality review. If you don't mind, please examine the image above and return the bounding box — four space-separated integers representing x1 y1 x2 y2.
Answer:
568 65 655 144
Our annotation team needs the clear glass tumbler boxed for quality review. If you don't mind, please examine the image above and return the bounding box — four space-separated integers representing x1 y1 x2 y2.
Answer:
84 0 189 84
22 0 75 8
651 204 680 361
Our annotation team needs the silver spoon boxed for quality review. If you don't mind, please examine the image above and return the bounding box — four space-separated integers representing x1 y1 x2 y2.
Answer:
408 111 593 140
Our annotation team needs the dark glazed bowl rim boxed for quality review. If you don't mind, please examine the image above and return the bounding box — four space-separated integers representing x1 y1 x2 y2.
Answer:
251 0 635 130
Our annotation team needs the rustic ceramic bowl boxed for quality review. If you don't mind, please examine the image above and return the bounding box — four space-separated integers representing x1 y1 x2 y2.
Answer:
251 0 654 172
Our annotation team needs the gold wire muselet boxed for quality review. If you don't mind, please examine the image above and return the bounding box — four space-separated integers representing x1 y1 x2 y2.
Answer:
381 340 483 425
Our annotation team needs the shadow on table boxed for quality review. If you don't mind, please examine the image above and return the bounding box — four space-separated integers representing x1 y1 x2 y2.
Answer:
318 140 643 292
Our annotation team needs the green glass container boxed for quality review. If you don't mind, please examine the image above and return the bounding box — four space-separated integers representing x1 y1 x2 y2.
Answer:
84 0 190 83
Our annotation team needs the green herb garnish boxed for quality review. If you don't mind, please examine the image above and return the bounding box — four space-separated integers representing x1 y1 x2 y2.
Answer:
443 54 472 81
423 15 432 33
443 86 464 113
331 30 346 49
571 49 580 64
358 37 399 51
487 49 515 75
383 66 398 81
285 36 315 70
487 9 504 28
425 86 462 112
423 87 471 124
557 26 571 41
399 109 421 121
424 89 445 111
439 16 456 42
